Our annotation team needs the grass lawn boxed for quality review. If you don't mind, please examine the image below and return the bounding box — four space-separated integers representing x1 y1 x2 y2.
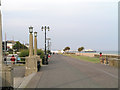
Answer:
63 54 100 63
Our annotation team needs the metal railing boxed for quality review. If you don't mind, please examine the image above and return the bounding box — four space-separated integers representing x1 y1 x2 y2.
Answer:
3 57 26 65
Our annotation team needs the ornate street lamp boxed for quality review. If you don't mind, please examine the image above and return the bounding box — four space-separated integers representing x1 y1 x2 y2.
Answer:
29 26 33 56
34 32 37 56
34 32 37 37
41 26 50 64
46 38 51 52
29 26 33 33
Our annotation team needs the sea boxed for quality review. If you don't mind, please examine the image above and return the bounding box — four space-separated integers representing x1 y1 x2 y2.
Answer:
68 51 119 55
96 51 118 55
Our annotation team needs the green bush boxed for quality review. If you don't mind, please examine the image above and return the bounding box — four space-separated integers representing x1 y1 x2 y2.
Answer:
19 49 29 57
19 49 44 59
37 49 45 59
8 49 13 54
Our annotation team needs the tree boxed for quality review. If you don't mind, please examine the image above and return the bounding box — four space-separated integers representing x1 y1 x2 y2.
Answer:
8 48 13 54
78 47 84 52
13 41 28 52
63 47 70 51
63 48 66 51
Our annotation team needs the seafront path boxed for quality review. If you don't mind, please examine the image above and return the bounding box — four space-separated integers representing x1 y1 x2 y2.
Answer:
19 54 118 88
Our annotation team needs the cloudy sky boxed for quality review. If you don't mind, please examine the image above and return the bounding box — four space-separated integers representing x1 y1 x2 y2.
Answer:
1 0 119 51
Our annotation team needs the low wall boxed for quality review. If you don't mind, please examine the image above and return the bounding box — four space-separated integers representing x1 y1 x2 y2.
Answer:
94 54 120 59
75 53 96 57
108 59 120 68
75 53 120 59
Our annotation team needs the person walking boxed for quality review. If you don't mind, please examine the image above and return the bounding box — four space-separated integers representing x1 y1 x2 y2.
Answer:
10 55 16 65
99 52 103 64
100 52 102 57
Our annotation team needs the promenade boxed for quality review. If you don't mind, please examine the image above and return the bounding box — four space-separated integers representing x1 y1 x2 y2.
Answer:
24 54 118 88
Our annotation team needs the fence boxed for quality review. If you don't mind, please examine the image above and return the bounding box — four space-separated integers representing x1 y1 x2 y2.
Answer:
3 57 26 65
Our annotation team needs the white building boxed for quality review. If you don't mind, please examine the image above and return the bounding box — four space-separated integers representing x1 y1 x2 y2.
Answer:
51 50 64 53
7 41 17 49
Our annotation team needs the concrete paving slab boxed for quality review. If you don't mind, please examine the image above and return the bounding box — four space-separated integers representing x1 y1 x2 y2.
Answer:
18 72 36 88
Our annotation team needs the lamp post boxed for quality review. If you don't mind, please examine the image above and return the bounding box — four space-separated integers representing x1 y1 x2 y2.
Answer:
49 42 51 52
34 32 37 56
46 38 51 53
41 26 50 64
29 26 33 57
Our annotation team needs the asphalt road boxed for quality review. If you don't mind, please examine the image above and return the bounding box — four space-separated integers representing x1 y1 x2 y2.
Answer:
26 54 118 88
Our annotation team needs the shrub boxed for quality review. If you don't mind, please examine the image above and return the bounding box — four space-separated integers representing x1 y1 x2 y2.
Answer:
19 49 29 57
37 49 45 59
8 49 13 54
19 49 44 59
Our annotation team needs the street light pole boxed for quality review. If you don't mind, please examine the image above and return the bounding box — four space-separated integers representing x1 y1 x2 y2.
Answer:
47 38 51 52
41 26 50 64
45 28 46 57
49 42 51 52
29 26 33 57
34 32 37 56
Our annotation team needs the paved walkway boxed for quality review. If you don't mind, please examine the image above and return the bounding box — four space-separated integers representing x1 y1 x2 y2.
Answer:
13 66 25 88
26 54 118 88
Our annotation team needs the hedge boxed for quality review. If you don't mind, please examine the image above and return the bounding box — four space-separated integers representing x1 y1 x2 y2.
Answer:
19 49 44 59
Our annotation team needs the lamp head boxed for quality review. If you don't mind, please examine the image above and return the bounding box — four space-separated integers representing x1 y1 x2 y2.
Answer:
29 26 33 33
34 32 37 37
48 26 50 31
45 26 47 30
41 26 44 31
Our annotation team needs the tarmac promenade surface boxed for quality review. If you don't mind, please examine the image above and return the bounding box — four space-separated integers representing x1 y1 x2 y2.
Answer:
25 54 118 88
13 66 25 88
14 65 37 88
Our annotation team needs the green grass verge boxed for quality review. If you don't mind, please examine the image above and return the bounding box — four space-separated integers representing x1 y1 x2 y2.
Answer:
63 54 100 63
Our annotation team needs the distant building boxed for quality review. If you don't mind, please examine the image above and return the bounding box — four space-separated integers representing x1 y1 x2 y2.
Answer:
58 50 64 53
51 50 58 53
2 40 17 51
51 50 64 53
83 49 96 52
7 40 17 49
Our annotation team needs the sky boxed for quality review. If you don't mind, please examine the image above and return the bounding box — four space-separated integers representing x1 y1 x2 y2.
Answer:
1 0 119 51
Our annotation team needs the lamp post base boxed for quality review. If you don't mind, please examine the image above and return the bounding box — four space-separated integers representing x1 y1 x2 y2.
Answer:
42 56 48 65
